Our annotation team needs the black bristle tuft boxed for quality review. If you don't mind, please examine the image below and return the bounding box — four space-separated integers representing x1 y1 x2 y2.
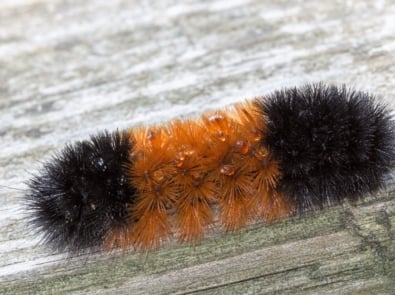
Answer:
259 83 395 212
26 130 137 253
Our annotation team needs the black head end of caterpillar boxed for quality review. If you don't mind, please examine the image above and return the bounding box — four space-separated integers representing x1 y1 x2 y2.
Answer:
260 83 395 211
26 131 136 254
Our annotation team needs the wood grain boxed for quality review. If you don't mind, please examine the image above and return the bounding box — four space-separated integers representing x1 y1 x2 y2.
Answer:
0 0 394 294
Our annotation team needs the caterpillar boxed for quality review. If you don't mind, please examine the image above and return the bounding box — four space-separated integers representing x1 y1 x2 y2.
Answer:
26 83 395 254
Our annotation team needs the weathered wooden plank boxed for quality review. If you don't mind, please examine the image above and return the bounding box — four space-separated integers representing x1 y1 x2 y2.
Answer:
0 192 394 294
1 0 394 294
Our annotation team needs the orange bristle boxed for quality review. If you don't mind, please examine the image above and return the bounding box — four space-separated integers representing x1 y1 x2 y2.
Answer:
129 205 171 250
200 103 282 232
176 185 216 242
127 127 177 249
168 120 219 242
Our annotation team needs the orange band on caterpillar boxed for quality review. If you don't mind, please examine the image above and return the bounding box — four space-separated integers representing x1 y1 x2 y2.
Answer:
106 101 290 250
26 83 395 254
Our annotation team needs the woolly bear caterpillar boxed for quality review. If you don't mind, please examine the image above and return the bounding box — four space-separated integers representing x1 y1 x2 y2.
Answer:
26 83 395 254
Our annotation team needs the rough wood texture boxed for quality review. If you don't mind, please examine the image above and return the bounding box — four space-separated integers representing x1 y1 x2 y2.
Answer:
0 0 394 294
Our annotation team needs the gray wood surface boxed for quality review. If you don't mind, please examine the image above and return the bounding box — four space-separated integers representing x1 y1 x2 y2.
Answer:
0 0 394 294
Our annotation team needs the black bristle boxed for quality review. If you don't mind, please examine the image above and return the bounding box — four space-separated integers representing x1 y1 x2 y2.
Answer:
259 83 395 212
26 130 137 253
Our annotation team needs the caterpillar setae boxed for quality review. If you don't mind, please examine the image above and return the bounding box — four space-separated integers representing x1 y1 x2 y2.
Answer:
26 83 395 254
